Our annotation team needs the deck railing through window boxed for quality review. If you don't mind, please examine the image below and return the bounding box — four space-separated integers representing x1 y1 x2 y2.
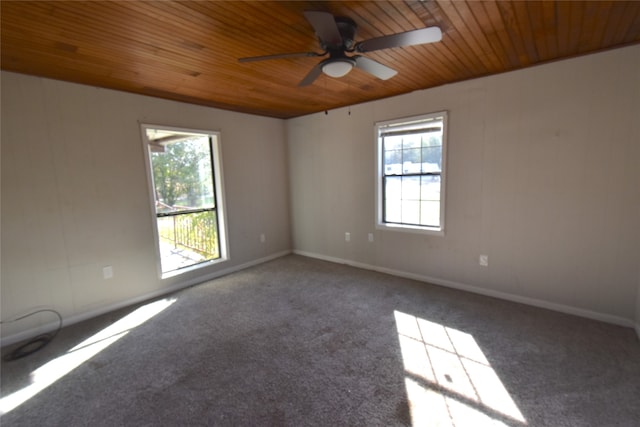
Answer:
157 211 219 259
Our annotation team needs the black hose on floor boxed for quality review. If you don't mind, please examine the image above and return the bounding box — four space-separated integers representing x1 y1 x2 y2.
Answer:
1 309 63 361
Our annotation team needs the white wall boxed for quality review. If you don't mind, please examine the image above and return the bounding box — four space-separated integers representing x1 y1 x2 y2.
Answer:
636 255 640 338
1 72 290 343
637 77 640 339
637 268 640 338
287 45 640 325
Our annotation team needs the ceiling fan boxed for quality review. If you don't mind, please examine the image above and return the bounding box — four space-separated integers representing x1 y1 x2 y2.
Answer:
239 11 442 86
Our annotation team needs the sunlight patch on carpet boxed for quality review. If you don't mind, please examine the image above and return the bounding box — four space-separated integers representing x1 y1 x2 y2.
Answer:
0 298 176 415
394 310 527 426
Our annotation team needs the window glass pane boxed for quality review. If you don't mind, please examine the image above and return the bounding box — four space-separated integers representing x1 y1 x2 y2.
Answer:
422 133 442 148
401 200 420 225
385 176 402 202
385 199 402 223
421 175 441 201
157 211 220 271
384 135 403 151
421 146 442 172
402 176 421 200
402 148 421 173
402 134 421 149
384 150 402 175
385 176 402 223
420 201 440 227
150 136 214 214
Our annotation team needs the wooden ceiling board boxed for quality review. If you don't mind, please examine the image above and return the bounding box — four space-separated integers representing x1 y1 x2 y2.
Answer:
407 2 475 79
418 1 490 76
2 0 639 119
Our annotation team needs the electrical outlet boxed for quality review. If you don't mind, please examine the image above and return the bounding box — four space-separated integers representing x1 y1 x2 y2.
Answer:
368 233 374 242
103 266 114 279
260 233 266 243
479 255 489 267
345 232 351 242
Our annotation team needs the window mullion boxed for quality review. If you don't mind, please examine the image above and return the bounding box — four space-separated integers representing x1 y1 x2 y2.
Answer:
156 207 216 218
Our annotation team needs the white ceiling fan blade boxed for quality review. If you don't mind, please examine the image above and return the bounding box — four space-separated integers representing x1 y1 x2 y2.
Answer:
356 26 442 53
354 56 397 80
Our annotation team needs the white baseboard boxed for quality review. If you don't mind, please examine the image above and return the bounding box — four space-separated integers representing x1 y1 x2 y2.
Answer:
293 250 636 329
0 250 291 348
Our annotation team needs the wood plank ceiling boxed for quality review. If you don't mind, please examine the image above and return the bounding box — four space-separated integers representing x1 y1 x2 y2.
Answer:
2 1 640 119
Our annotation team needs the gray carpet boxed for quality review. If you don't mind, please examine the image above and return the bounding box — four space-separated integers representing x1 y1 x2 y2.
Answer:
2 255 639 426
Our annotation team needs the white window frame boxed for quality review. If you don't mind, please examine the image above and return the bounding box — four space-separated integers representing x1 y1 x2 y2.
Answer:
375 111 448 236
140 123 229 278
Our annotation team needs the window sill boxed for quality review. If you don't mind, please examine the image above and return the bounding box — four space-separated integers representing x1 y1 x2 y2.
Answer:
160 256 228 280
376 222 445 237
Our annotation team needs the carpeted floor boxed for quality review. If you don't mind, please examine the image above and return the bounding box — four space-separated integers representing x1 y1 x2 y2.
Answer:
2 255 639 426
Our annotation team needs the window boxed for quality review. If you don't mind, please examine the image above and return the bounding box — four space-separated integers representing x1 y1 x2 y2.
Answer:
141 125 228 276
376 112 447 234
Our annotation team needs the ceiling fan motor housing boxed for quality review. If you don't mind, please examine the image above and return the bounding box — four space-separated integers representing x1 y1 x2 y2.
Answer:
323 16 357 51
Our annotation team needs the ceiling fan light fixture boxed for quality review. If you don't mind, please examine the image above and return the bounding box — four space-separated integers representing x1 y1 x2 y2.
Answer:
322 58 355 78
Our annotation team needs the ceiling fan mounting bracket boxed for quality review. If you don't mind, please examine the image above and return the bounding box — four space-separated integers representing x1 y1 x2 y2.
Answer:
329 17 357 50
